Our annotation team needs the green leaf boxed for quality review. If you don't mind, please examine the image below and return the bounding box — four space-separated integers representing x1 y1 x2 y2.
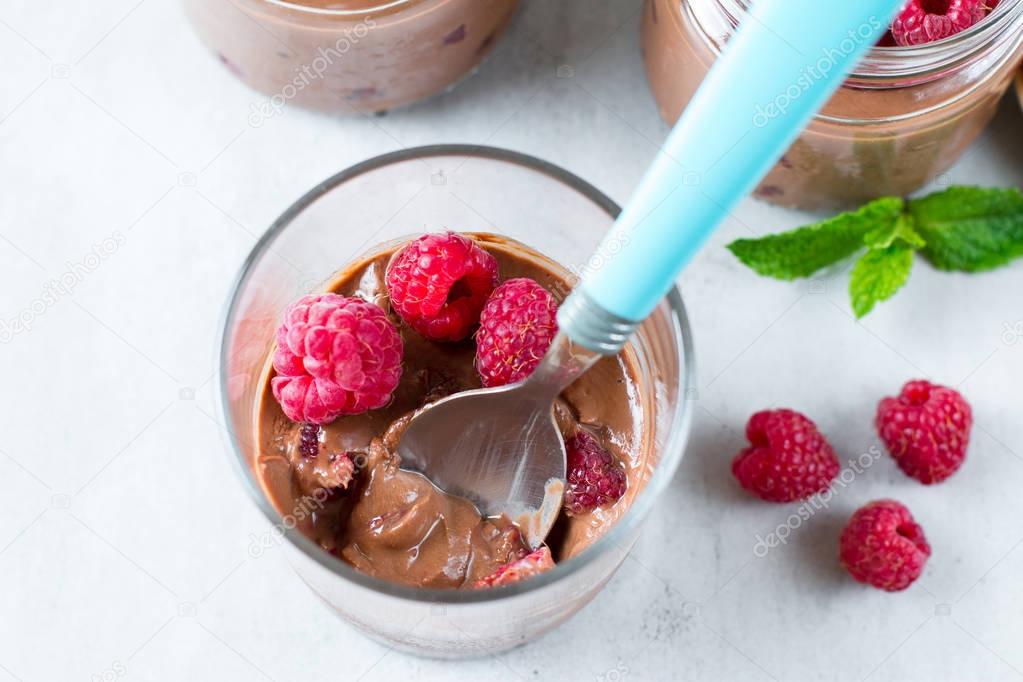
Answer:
727 196 904 280
849 245 914 318
864 214 926 250
909 186 1023 272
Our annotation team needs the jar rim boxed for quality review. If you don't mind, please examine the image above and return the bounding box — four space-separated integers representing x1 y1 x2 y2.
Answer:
707 0 1023 79
254 0 412 16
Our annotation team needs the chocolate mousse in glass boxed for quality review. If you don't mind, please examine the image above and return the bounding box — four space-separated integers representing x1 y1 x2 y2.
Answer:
183 0 519 114
642 0 1023 210
219 146 693 655
255 233 651 588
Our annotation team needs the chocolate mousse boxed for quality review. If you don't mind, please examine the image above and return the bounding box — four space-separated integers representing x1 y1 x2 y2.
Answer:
183 0 519 115
641 0 1023 210
253 234 651 589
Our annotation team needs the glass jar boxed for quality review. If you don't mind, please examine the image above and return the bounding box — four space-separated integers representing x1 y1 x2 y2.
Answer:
642 0 1023 210
218 145 695 656
183 0 519 115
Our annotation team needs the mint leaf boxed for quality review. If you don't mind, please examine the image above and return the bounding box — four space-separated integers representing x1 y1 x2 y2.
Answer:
864 214 926 249
849 245 914 318
909 186 1023 272
727 197 903 280
729 185 1023 318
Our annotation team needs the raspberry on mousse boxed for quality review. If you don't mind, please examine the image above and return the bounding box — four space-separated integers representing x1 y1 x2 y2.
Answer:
564 430 627 516
475 546 555 588
385 231 499 342
890 0 989 46
840 500 931 591
296 424 356 492
876 379 972 484
731 409 840 503
475 277 560 387
271 294 403 425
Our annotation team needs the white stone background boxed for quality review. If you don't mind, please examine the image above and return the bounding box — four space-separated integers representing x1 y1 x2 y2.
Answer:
2 1 1022 680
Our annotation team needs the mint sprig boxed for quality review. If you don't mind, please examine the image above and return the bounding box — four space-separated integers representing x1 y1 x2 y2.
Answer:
727 197 903 280
727 186 1023 318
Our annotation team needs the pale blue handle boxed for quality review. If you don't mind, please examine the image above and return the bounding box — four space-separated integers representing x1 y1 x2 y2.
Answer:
581 0 902 322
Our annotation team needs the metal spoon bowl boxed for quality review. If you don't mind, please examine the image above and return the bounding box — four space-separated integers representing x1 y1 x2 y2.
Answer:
397 332 601 548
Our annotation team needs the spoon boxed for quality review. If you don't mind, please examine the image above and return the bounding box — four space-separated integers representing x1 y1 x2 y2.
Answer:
398 0 905 548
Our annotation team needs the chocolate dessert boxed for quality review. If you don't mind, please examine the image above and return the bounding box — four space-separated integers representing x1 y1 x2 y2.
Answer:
641 0 1023 210
184 0 519 115
253 234 651 589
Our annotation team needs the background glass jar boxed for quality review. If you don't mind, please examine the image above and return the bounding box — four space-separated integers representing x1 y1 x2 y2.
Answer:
642 0 1023 211
218 146 694 656
183 0 519 114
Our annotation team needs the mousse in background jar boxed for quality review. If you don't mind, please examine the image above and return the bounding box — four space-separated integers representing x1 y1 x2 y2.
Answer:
642 0 1023 210
184 0 519 115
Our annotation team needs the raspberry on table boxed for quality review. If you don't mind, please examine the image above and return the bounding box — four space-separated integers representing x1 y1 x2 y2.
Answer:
890 0 988 46
840 500 931 591
385 232 499 342
731 409 840 503
474 546 554 588
475 277 559 387
876 379 972 484
564 431 627 516
271 294 403 425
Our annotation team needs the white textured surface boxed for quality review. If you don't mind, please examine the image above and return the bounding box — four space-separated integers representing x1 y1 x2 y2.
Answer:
2 1 1023 680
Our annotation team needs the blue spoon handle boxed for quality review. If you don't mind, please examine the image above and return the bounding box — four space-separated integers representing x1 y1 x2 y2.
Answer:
572 0 902 327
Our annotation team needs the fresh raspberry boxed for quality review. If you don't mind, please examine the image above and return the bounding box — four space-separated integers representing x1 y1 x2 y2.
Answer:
876 380 972 484
475 278 559 387
731 409 840 503
385 232 499 342
840 500 931 591
890 0 988 46
563 431 627 516
475 547 554 588
271 294 403 424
